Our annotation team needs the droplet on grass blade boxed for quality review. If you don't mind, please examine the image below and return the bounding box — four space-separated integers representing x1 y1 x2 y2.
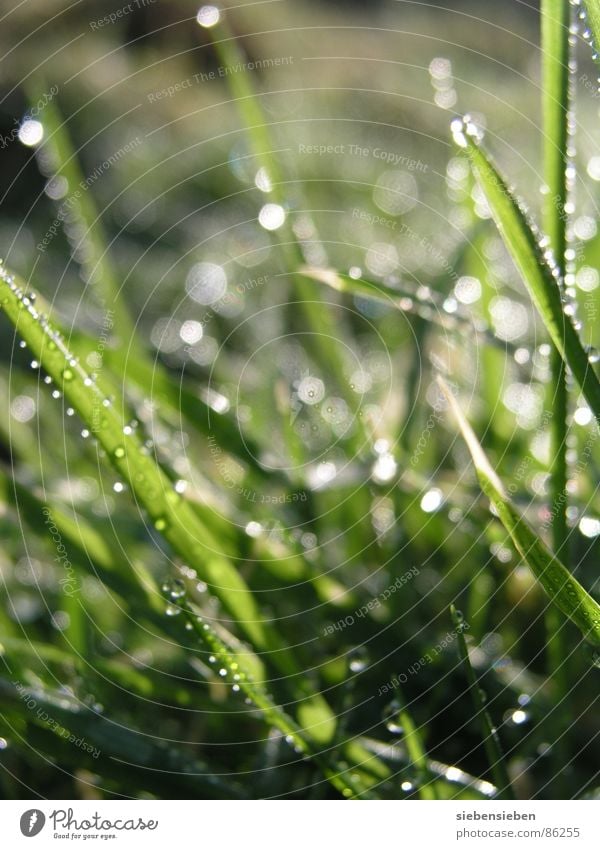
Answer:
196 5 220 27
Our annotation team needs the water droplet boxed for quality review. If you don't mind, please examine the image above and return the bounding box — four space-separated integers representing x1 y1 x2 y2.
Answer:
62 368 74 382
383 700 404 735
258 203 286 231
113 446 125 459
18 119 44 147
168 579 186 600
196 5 220 28
165 603 181 617
154 517 168 532
586 345 600 364
348 647 370 674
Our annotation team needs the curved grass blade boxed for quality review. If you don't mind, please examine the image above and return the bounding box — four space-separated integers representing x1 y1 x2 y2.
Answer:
29 88 135 344
451 120 600 421
440 378 600 648
0 265 274 651
298 265 518 355
582 1 600 61
0 678 244 799
200 12 368 457
384 691 438 799
177 594 371 798
0 265 344 750
450 605 515 800
541 0 572 792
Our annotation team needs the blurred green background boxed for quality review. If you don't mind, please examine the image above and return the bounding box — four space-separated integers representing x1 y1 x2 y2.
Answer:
0 0 599 800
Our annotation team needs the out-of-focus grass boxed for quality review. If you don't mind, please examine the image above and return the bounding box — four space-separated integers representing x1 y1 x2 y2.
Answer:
0 0 598 801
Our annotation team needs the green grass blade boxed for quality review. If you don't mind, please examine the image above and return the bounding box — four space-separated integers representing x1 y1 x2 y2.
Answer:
177 594 370 798
440 378 600 647
541 0 570 567
451 120 600 421
200 12 367 456
583 1 600 59
0 264 345 749
384 691 438 799
0 678 244 799
541 0 572 791
298 265 518 354
0 265 272 651
29 88 135 343
450 605 515 800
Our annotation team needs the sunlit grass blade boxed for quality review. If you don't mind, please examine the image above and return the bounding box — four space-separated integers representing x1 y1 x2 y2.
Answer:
200 11 367 455
384 691 438 799
541 0 571 791
361 736 498 798
0 265 274 651
451 120 600 421
450 605 515 800
176 594 371 798
0 677 245 799
0 265 345 748
298 265 518 354
29 87 135 343
583 1 600 59
440 378 600 648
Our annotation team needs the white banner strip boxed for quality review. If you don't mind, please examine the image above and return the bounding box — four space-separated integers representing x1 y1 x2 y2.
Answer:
0 800 598 848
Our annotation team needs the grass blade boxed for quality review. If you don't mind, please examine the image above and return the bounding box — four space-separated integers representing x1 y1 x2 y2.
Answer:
439 378 600 647
451 119 600 421
29 88 135 343
384 691 438 799
0 265 276 651
541 0 572 791
450 605 515 799
0 677 245 799
583 1 600 59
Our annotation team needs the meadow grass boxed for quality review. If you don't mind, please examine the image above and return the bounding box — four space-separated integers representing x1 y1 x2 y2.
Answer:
0 1 599 800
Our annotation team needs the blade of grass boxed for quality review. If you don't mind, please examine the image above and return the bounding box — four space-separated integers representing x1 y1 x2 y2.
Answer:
298 265 520 355
29 88 135 345
451 119 600 421
541 0 572 791
0 264 279 652
450 604 515 799
582 1 600 58
201 12 368 456
440 378 600 647
0 677 245 799
176 593 372 798
0 265 348 762
385 690 438 799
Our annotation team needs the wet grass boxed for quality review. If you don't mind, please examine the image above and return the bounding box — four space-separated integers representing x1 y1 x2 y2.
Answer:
0 1 599 800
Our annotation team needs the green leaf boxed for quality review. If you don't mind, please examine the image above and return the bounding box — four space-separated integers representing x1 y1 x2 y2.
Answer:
450 605 515 799
451 119 600 421
583 1 600 63
0 266 276 651
439 378 600 648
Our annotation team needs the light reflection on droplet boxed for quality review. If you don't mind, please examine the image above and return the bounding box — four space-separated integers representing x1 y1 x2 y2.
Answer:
298 375 325 405
454 275 481 305
196 5 220 27
420 487 443 513
258 203 286 231
186 262 227 305
579 516 600 538
372 453 397 483
18 119 44 147
180 320 203 345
